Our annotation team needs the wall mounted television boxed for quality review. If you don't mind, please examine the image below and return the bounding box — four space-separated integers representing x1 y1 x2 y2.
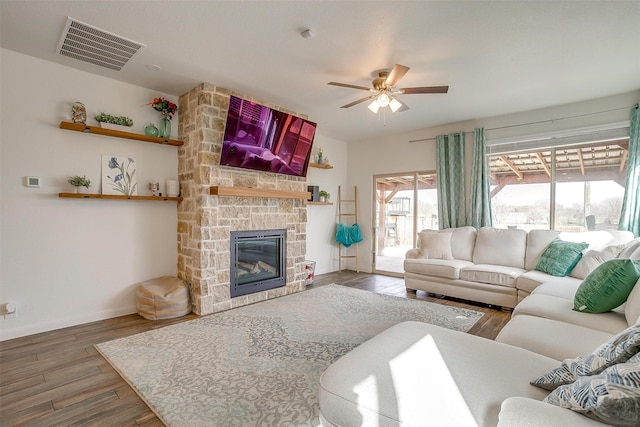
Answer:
219 95 317 177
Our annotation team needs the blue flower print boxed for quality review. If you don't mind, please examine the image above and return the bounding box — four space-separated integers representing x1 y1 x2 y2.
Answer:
105 156 136 196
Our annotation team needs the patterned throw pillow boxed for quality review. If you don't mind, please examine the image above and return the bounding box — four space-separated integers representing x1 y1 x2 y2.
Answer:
531 324 640 391
573 259 640 313
535 239 588 277
543 352 640 426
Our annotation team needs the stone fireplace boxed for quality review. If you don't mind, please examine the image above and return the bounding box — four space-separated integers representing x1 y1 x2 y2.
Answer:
176 83 308 315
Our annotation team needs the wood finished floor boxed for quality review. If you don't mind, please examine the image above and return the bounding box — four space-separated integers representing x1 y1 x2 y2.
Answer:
0 271 511 426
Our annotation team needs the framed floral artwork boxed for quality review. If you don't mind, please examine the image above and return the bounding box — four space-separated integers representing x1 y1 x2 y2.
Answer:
101 155 138 196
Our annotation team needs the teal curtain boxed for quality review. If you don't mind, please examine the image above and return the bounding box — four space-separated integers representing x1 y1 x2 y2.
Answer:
436 132 466 229
619 104 640 237
468 128 493 228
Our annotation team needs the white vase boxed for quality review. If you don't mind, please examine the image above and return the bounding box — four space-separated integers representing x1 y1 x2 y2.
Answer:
319 196 326 203
166 180 180 197
75 186 88 194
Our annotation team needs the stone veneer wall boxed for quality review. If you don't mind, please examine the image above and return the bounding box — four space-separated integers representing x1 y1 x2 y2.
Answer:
177 83 309 315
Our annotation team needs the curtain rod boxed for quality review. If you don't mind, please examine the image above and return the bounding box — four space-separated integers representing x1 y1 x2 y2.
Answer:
408 105 634 143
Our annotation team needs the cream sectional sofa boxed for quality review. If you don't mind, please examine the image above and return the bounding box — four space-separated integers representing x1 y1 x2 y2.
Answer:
318 233 640 426
319 282 640 426
404 226 634 308
319 321 633 427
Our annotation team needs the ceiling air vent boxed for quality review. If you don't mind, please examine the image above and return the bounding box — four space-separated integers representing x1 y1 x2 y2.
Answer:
56 17 145 71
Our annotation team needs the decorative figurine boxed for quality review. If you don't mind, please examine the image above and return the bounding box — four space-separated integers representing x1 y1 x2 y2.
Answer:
148 181 160 196
72 102 87 124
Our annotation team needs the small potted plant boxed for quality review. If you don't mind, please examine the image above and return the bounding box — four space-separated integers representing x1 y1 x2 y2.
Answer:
315 147 324 164
319 190 330 203
94 113 134 132
68 175 91 194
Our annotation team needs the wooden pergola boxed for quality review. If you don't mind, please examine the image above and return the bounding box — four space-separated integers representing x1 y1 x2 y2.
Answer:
376 139 628 199
375 139 628 250
490 139 628 197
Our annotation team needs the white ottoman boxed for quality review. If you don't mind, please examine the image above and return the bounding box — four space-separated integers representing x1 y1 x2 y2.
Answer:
318 321 559 427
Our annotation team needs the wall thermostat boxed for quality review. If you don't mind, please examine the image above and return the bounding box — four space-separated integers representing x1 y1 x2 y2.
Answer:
26 176 41 188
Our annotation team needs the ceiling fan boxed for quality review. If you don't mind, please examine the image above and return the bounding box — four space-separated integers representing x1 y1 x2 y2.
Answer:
328 64 448 113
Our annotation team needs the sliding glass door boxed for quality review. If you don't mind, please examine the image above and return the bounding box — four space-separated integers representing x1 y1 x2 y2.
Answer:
373 172 438 275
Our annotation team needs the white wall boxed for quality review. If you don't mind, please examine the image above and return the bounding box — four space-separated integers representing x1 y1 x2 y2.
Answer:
0 49 180 340
305 134 348 275
347 90 640 273
0 49 349 339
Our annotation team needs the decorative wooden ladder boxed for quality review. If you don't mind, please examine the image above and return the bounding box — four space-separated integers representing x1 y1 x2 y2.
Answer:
338 185 360 272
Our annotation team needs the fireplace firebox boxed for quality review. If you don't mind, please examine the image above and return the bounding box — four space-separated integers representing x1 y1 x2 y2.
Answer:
230 229 286 298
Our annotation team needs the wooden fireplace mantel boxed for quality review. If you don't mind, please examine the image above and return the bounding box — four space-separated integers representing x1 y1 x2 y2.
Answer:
209 186 311 200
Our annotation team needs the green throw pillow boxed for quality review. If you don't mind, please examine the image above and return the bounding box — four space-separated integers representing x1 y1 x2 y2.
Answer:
574 259 640 313
535 239 588 277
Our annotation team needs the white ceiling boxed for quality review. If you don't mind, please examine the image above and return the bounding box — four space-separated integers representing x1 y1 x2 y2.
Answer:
2 1 639 142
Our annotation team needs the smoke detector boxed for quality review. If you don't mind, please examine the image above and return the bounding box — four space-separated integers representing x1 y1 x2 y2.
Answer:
56 17 146 71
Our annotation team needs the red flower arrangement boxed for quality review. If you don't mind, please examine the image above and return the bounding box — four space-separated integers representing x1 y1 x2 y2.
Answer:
150 97 178 119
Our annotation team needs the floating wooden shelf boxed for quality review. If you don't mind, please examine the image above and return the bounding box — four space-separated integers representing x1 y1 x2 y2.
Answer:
307 201 333 205
209 186 311 200
59 121 183 146
309 162 333 169
59 193 183 201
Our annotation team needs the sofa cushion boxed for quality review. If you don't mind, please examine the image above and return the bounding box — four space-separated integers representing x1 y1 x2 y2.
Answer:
517 271 582 295
448 226 477 261
543 353 640 426
417 230 453 259
626 246 640 260
535 239 588 277
558 230 631 250
497 397 608 427
512 294 628 334
530 323 640 391
496 315 614 361
531 280 581 300
460 264 526 287
525 229 559 270
625 279 640 325
570 244 626 279
574 259 640 313
416 227 477 261
473 227 527 269
318 321 558 427
403 258 474 280
619 238 640 259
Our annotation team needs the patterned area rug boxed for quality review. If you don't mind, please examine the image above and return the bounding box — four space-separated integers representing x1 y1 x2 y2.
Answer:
96 284 482 426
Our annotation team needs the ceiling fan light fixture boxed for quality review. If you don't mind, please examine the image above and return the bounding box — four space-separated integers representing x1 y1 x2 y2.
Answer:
389 97 402 112
377 93 390 107
329 64 448 114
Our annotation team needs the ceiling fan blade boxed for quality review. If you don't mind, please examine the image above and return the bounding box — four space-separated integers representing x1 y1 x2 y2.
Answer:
385 64 410 87
391 96 410 112
400 85 449 94
340 94 377 108
328 82 373 91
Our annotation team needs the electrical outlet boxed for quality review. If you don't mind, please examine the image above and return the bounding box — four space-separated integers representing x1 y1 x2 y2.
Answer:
4 302 17 319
